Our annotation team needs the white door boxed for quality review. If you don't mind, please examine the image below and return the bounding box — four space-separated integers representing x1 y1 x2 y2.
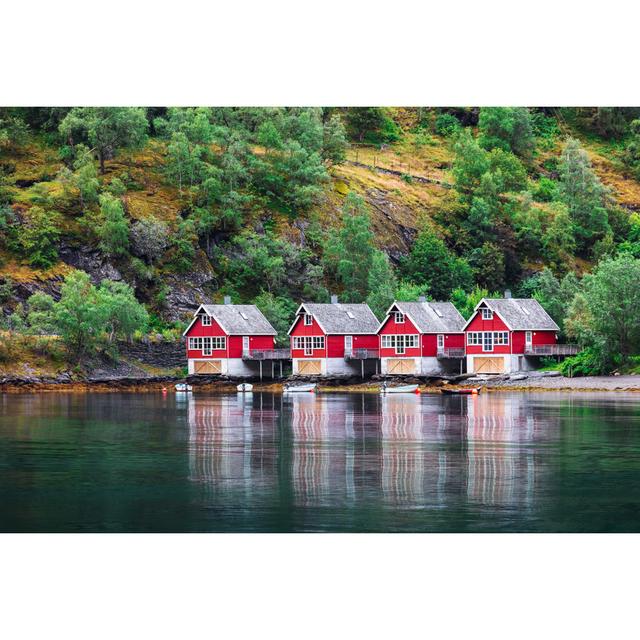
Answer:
437 334 444 353
344 335 353 355
525 331 532 351
243 336 250 355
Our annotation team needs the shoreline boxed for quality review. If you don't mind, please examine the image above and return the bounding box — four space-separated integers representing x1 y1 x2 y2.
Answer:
2 374 640 394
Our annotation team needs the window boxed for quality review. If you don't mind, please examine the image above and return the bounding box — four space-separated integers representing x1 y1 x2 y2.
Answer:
437 334 444 350
494 332 509 345
483 332 493 352
481 308 493 320
201 315 211 326
203 337 212 355
211 336 226 350
381 334 417 353
393 312 405 324
293 336 324 351
188 337 203 351
304 314 313 326
467 332 482 346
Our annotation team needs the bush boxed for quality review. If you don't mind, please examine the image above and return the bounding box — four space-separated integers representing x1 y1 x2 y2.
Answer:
534 177 560 202
435 113 461 137
559 348 606 377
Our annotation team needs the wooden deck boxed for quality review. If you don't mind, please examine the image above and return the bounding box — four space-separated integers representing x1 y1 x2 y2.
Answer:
242 349 291 361
524 344 579 356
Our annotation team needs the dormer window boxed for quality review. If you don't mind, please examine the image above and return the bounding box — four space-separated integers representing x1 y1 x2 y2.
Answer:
201 315 212 326
481 308 493 320
304 314 313 326
394 312 405 324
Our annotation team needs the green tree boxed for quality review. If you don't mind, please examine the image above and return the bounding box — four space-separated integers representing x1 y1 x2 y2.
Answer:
97 279 149 342
253 292 297 347
72 144 100 207
25 291 57 335
468 242 505 291
0 111 28 151
622 119 640 179
395 281 430 302
478 107 535 159
366 250 397 320
520 268 579 336
324 192 377 302
170 218 197 273
565 254 640 368
401 227 473 300
559 137 610 254
97 194 129 257
59 107 148 173
322 114 348 165
346 108 400 143
21 206 61 268
53 271 104 356
450 286 497 320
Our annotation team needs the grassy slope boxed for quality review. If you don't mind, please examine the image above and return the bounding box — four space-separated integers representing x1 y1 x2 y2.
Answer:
2 112 640 308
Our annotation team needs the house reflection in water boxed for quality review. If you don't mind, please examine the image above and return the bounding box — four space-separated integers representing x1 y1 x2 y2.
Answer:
185 391 551 517
187 395 279 497
465 394 546 508
289 394 357 507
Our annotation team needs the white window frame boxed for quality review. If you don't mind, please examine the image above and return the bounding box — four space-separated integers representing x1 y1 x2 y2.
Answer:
381 334 417 354
344 335 353 354
481 308 493 320
304 314 313 326
212 336 226 350
483 332 494 352
201 315 212 326
202 337 212 356
312 336 325 350
393 311 405 324
525 331 533 348
494 332 509 346
467 332 482 346
188 337 203 351
437 334 444 351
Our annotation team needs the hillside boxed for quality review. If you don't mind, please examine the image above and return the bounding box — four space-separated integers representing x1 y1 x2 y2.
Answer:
2 107 640 375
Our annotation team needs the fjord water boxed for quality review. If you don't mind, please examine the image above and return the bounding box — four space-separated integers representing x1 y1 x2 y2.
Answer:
2 391 640 532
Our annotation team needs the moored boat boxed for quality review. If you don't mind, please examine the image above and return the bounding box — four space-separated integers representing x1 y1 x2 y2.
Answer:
237 383 254 392
283 383 316 393
441 387 480 395
175 383 193 392
380 383 420 394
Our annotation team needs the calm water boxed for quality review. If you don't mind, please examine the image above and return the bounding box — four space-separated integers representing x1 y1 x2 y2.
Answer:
1 391 640 532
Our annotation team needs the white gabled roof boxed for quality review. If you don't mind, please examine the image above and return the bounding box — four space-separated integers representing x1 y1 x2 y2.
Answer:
287 302 379 335
377 301 465 334
183 304 277 337
461 298 560 332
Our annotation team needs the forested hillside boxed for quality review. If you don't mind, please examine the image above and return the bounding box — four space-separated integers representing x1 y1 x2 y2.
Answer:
2 106 640 374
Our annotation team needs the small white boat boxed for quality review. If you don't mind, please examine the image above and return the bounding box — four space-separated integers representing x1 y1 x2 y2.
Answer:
237 383 254 392
175 383 193 392
380 383 419 394
283 383 317 393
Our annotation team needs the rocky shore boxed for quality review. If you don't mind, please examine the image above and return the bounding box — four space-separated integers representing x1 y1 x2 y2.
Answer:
2 369 640 393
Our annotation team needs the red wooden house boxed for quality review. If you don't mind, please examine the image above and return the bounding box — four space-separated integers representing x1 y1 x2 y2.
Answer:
463 297 575 374
183 302 285 378
377 300 466 375
288 298 379 376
